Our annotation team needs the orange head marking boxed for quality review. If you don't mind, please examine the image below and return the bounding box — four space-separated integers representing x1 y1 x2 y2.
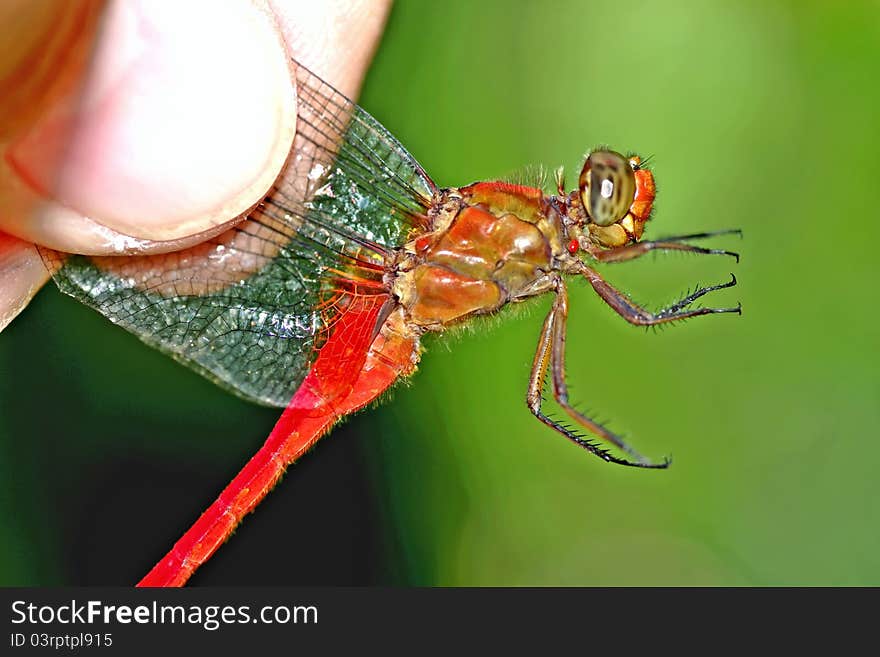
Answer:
577 150 655 247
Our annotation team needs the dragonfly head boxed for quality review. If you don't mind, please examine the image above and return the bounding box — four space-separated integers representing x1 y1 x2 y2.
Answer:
575 149 655 247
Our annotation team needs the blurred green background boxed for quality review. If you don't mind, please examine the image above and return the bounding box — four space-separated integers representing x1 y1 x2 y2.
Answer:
2 0 878 586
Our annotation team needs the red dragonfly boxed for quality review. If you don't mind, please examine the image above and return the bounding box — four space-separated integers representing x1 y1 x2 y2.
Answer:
40 59 740 586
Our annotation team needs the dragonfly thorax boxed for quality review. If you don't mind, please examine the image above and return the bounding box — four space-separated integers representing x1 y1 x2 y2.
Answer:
392 181 566 331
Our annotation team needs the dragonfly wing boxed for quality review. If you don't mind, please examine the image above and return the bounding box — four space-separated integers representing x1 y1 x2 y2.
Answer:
41 59 436 408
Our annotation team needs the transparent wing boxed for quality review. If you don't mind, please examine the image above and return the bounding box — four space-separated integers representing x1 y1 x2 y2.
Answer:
41 59 436 408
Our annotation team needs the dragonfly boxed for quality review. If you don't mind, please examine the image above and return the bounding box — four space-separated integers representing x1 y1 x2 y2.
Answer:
38 58 740 587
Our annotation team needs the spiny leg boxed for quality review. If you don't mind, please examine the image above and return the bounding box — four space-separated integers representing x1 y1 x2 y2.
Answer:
545 284 664 464
525 277 669 469
654 228 743 241
585 228 742 263
664 273 738 315
580 264 741 326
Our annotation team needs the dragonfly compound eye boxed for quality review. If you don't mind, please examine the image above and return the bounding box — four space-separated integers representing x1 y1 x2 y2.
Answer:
579 150 636 227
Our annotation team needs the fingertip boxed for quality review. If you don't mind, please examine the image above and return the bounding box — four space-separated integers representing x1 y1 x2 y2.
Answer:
7 0 297 243
1 0 392 256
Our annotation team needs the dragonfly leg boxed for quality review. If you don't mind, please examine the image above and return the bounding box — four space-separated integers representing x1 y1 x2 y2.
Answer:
579 264 741 325
525 277 669 469
584 228 742 263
